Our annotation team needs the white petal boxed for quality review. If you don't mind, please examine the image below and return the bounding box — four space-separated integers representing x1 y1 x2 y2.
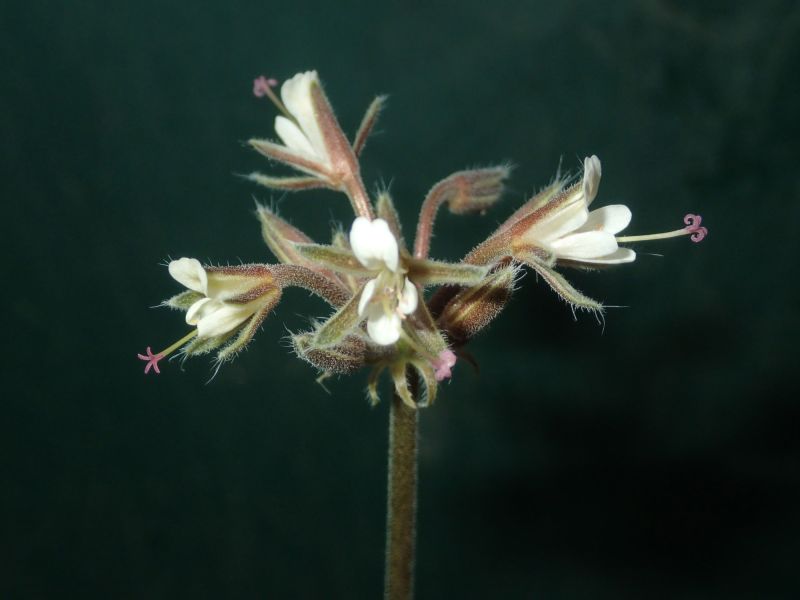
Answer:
576 205 632 235
551 231 619 259
280 71 329 164
578 247 637 265
397 278 418 315
525 203 589 244
366 309 402 345
358 278 377 316
350 217 379 268
349 217 399 272
186 298 255 338
275 115 317 158
185 297 212 324
582 155 602 206
169 258 208 294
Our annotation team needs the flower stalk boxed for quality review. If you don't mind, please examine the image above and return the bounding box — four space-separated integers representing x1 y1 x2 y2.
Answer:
384 389 418 600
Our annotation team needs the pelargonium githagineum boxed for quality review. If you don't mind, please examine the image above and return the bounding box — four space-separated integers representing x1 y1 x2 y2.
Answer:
138 70 707 406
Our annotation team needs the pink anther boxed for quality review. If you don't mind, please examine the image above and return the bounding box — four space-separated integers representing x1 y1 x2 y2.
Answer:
683 214 708 243
137 346 164 375
253 76 278 98
432 349 457 382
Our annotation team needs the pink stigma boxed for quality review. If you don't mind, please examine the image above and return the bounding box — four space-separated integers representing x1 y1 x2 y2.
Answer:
137 346 165 375
683 214 708 243
253 76 278 98
432 349 457 382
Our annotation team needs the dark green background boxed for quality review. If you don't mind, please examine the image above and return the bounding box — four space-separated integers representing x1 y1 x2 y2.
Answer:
4 0 799 597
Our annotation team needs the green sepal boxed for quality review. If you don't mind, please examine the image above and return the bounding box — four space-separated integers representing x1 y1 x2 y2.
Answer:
331 227 350 250
292 332 367 374
511 242 556 268
164 290 204 311
256 205 316 266
375 191 406 247
406 257 488 287
367 365 385 406
215 295 280 363
409 359 438 407
314 283 366 347
352 95 387 157
183 331 235 357
407 300 449 357
247 172 328 191
248 138 329 179
330 229 360 294
521 255 602 313
390 362 416 409
293 243 371 276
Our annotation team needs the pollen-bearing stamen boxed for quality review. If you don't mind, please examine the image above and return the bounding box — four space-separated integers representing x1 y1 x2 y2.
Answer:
616 213 709 245
137 330 198 375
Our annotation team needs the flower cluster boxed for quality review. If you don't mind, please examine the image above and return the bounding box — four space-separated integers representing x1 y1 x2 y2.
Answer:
139 70 707 406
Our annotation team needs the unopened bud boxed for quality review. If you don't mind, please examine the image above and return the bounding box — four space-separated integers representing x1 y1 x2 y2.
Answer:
292 332 368 374
443 166 511 215
438 264 519 344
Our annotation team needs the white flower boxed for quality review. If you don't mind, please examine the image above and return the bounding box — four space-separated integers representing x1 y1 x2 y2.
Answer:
168 258 266 339
349 217 418 345
522 156 636 264
273 71 332 169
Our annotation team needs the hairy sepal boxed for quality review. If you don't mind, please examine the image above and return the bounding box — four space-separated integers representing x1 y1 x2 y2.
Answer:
353 95 387 157
406 257 488 287
330 229 361 294
438 264 519 344
164 290 204 311
248 138 330 180
390 362 417 409
215 297 279 363
496 179 565 233
407 300 449 358
409 359 438 407
314 283 365 347
375 191 406 248
511 242 556 269
522 255 603 313
292 332 367 374
256 205 316 266
293 243 371 276
246 173 329 192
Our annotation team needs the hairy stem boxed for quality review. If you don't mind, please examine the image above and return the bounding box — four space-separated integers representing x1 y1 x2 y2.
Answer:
384 392 418 600
270 264 350 307
343 174 375 220
414 181 449 259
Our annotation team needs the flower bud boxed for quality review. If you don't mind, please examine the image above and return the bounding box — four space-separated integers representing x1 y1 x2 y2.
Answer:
292 333 368 374
438 264 519 344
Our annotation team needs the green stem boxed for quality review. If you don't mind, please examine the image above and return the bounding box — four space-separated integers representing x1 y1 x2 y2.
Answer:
384 393 418 600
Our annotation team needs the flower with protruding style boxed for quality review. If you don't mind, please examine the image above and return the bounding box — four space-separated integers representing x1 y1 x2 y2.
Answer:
248 70 375 218
271 71 333 171
516 156 635 265
134 258 283 371
350 217 418 345
168 258 278 338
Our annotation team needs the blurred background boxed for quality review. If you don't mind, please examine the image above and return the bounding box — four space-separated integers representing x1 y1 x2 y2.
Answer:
3 0 799 597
